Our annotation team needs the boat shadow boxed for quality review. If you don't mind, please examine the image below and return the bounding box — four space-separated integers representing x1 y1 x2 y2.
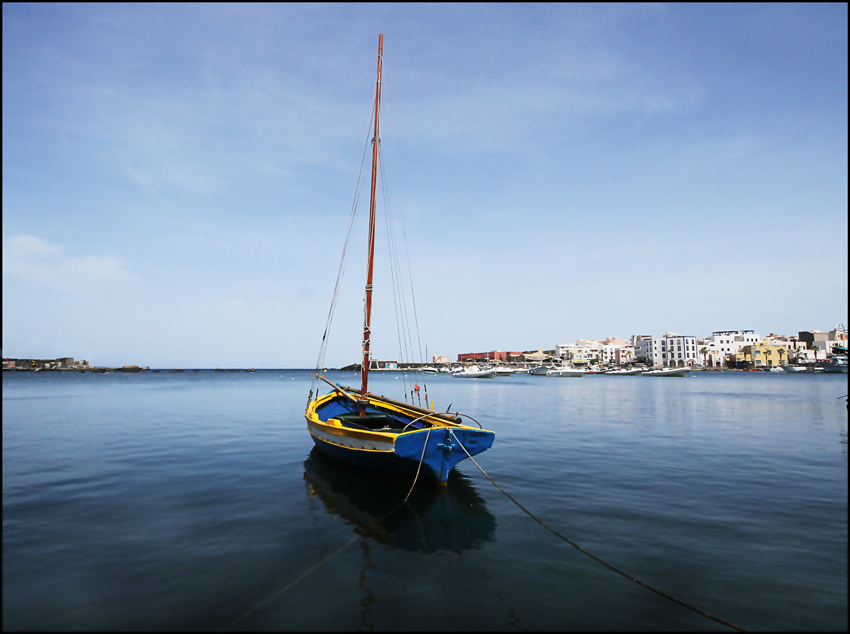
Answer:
303 447 496 553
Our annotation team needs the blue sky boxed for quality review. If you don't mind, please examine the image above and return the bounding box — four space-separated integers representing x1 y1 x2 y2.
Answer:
3 3 847 368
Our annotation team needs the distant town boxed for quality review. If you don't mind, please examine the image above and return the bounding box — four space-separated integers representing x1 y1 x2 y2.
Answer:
4 325 847 373
358 325 848 371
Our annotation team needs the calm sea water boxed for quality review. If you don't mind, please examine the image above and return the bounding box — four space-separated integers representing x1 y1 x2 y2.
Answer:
3 369 847 631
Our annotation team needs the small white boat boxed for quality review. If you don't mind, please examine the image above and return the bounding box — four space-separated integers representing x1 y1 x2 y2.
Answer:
513 367 531 374
781 364 809 373
768 366 785 372
418 366 439 374
528 365 551 375
605 368 643 376
452 364 497 379
641 367 690 377
547 366 586 377
493 366 514 376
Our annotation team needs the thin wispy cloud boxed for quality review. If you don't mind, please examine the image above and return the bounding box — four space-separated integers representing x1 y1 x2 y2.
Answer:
2 235 136 300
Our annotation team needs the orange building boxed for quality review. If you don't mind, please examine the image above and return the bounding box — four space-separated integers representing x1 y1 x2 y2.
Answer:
457 351 521 362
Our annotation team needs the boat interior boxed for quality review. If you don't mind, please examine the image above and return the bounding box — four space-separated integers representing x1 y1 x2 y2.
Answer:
316 397 436 433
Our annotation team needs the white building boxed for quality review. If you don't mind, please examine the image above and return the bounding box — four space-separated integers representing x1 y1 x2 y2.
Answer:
557 340 606 365
661 332 699 367
557 338 637 366
599 337 633 365
634 332 699 368
556 342 594 364
633 335 660 366
699 330 762 368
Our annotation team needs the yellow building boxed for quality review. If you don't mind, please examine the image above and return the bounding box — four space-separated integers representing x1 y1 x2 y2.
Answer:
742 342 790 368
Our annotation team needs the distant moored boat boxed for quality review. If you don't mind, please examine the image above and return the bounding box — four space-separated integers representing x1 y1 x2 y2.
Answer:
641 367 690 377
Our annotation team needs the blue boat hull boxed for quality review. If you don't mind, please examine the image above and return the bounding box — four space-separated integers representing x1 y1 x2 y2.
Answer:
310 426 494 483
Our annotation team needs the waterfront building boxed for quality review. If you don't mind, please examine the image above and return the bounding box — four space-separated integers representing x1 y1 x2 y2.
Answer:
370 360 399 369
794 348 825 362
764 333 802 347
3 357 81 370
557 341 600 365
634 333 698 368
556 343 583 363
742 343 789 367
799 330 830 349
829 324 848 346
556 338 637 366
457 351 519 363
508 351 524 361
800 326 848 357
432 355 450 365
597 337 633 365
599 344 617 365
660 332 698 368
633 335 660 366
700 330 763 368
614 346 635 365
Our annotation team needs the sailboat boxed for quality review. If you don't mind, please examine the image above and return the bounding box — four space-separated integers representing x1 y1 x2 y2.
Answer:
304 35 496 485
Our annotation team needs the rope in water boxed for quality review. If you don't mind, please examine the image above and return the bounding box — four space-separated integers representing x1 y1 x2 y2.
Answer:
447 428 749 633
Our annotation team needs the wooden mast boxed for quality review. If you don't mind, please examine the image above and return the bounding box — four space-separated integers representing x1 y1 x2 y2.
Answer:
360 34 383 416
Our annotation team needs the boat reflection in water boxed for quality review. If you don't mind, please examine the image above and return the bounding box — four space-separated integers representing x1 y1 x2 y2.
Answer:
303 448 496 553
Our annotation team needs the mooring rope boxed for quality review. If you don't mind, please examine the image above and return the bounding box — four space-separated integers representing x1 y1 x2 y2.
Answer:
447 429 748 632
404 425 434 502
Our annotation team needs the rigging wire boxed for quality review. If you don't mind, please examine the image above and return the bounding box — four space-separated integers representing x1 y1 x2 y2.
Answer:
378 153 410 400
379 157 408 369
380 152 415 367
365 86 424 405
309 102 376 402
384 90 424 364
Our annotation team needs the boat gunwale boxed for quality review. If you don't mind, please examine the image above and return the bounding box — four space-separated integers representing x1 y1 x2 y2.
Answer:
306 391 488 441
337 384 464 424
